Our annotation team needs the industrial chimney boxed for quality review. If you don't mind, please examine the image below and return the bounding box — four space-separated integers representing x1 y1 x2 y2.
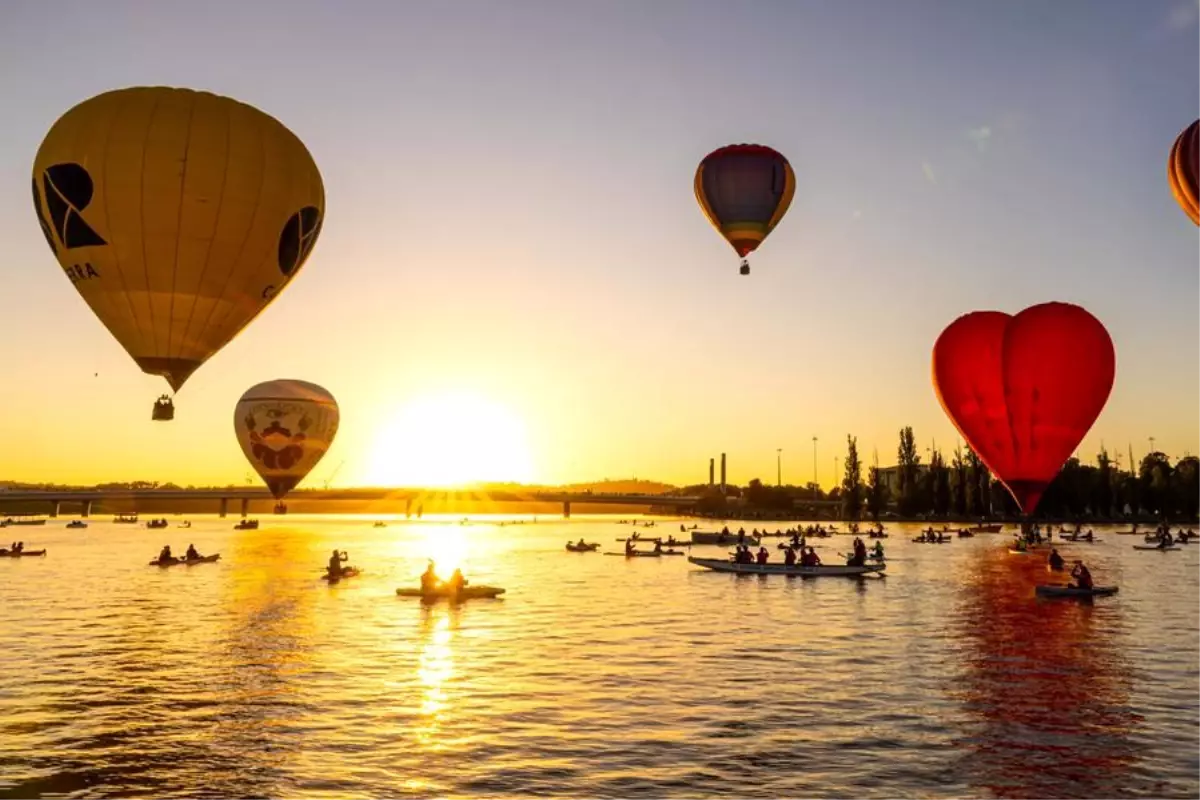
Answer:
720 452 727 494
709 458 715 487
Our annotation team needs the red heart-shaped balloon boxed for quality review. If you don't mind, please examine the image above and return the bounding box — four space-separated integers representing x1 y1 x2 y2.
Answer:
932 302 1115 514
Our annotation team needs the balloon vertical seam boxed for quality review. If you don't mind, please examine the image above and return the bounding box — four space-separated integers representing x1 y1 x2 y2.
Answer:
138 93 165 358
176 96 234 361
192 105 270 358
166 92 199 362
93 91 147 349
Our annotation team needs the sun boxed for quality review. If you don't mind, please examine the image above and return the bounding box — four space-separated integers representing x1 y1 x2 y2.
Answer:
366 391 535 487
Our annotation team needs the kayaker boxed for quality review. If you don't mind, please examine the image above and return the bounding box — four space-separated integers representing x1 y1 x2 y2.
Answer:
158 545 172 563
625 539 636 556
327 549 349 578
420 561 440 593
577 538 587 548
872 541 884 558
185 544 200 560
1048 549 1065 571
801 547 822 567
784 546 797 566
446 568 467 595
654 540 664 554
756 546 769 564
1069 561 1094 591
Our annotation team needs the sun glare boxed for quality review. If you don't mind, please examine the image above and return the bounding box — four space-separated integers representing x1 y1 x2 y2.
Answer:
366 391 535 487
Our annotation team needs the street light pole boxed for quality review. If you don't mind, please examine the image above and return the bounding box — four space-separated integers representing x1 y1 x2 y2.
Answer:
1149 436 1156 455
776 448 782 487
812 436 818 490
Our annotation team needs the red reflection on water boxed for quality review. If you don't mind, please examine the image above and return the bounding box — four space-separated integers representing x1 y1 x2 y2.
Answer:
952 546 1141 799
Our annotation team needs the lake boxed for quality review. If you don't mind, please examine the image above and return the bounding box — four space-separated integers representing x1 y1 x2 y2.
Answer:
1 516 1196 798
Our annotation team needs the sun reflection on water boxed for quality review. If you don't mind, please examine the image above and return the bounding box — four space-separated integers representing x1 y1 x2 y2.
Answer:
415 610 456 751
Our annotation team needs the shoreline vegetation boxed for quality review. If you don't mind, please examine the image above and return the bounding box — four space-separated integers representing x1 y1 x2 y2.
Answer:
2 431 1196 523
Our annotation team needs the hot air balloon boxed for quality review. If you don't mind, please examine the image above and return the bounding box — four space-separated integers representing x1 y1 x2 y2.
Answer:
33 87 326 420
1168 119 1199 225
932 302 1115 516
694 144 795 275
234 379 339 504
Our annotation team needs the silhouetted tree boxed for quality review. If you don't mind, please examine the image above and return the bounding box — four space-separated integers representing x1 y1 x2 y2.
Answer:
951 446 968 516
897 427 921 516
866 465 888 520
841 435 863 519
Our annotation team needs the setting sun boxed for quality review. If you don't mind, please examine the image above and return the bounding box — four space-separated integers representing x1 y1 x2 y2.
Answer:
365 391 535 487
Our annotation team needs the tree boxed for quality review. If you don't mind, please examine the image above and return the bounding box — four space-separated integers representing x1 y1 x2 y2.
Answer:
1094 449 1114 518
1172 457 1199 519
965 447 990 517
866 465 888 520
1139 452 1172 517
841 435 863 519
951 446 968 516
897 427 921 516
930 450 951 516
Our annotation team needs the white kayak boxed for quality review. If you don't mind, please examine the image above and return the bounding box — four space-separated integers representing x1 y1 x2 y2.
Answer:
1036 585 1119 598
687 556 885 576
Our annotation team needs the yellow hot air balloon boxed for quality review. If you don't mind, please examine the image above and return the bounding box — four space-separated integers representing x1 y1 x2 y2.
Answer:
32 87 325 420
234 379 339 502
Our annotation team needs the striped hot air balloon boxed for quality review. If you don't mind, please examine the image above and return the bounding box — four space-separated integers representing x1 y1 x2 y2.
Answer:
1168 119 1198 225
694 144 795 275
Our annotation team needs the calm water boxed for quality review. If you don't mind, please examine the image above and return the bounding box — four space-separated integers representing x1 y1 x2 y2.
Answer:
0 516 1196 799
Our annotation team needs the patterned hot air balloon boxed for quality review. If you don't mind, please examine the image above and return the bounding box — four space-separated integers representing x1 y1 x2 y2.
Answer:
33 87 325 420
932 302 1115 516
694 144 795 275
1168 119 1199 225
234 379 339 501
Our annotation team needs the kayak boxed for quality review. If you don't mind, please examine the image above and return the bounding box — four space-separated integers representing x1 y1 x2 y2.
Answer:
1061 537 1102 543
2 549 47 557
615 536 661 542
687 556 885 577
1132 545 1180 551
323 567 361 582
604 551 662 558
1008 548 1032 555
565 543 600 552
912 539 952 544
396 585 505 601
1036 585 1119 598
149 554 221 567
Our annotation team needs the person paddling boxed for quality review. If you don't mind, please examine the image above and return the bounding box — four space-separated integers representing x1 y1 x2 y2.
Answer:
327 549 349 578
421 560 439 593
158 545 173 563
185 544 200 561
1069 561 1093 591
446 568 467 596
1048 548 1065 571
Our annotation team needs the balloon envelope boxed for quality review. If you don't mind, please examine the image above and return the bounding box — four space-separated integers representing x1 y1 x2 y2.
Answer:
694 144 795 259
932 302 1115 515
234 379 339 499
33 86 325 392
1168 119 1199 225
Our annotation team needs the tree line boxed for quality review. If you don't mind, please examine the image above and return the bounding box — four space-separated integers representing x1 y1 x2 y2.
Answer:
685 429 1199 522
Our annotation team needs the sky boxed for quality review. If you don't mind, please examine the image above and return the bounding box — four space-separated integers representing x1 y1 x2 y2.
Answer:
0 0 1197 490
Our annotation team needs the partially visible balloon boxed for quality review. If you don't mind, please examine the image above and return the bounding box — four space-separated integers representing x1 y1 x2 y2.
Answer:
1168 119 1199 225
33 86 325 411
234 380 339 499
694 144 795 274
932 302 1115 515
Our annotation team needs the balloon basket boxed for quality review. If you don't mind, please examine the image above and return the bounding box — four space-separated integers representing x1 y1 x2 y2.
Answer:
273 502 288 515
151 396 175 421
739 260 750 276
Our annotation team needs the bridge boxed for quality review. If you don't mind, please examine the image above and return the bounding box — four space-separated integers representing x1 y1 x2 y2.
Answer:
0 488 703 519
